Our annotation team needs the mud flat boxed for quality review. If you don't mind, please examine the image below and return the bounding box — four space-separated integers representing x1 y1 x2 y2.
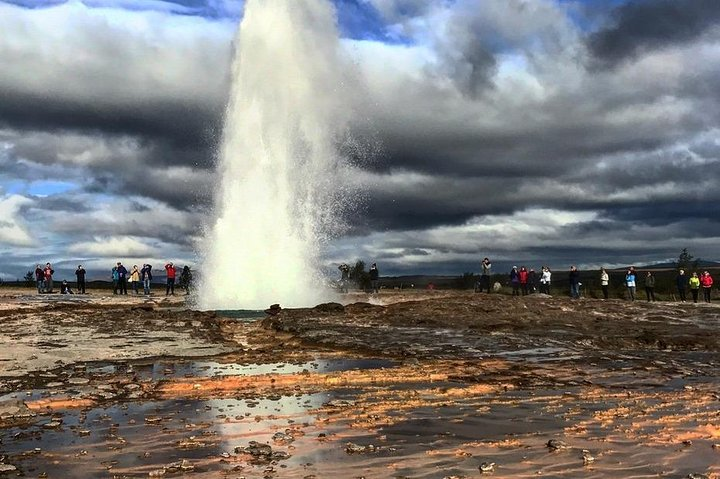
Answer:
0 290 719 478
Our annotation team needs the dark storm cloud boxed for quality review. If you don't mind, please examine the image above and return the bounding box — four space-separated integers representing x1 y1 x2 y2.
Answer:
588 0 720 66
0 91 224 154
31 196 93 213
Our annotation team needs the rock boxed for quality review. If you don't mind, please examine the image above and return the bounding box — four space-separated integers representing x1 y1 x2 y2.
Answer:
479 461 495 473
0 464 17 473
45 382 64 388
581 449 595 465
265 304 282 316
148 459 195 477
132 305 154 312
42 421 62 429
235 441 290 464
67 378 90 385
177 437 209 449
272 431 294 444
323 399 355 408
0 400 36 426
546 439 569 451
687 474 709 479
313 303 345 313
345 442 376 454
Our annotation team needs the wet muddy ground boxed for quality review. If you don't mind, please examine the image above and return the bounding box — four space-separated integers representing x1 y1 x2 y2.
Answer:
0 290 719 478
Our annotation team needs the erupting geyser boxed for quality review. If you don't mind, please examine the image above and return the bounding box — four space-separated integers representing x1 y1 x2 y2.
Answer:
199 0 352 309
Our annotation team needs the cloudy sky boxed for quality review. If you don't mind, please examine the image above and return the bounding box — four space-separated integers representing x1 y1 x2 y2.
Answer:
1 0 719 281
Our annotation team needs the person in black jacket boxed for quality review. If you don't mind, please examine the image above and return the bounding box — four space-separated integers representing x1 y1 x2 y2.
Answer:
527 269 536 293
569 266 580 299
369 263 380 294
676 269 687 302
644 271 656 302
61 280 74 295
75 265 86 294
35 264 44 293
116 262 128 295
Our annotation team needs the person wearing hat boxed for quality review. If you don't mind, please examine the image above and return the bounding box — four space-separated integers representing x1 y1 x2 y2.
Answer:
509 266 520 296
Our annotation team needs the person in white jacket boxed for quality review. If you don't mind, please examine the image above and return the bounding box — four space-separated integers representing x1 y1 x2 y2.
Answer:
539 266 552 295
600 268 609 299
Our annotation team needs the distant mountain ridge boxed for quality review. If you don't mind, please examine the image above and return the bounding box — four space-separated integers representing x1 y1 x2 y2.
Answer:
629 260 720 270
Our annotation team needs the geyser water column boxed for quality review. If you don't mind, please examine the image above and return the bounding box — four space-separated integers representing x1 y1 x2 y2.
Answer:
199 0 351 310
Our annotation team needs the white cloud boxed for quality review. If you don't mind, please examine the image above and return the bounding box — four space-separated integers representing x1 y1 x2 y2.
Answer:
0 1 233 115
68 236 159 257
0 195 35 247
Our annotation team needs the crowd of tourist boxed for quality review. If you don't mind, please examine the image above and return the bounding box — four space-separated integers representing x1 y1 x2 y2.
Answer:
32 261 193 296
473 259 715 303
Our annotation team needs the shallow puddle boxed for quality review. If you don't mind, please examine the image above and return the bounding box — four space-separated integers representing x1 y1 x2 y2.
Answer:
2 355 720 478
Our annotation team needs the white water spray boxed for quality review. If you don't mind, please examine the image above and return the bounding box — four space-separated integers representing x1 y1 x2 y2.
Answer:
199 0 352 310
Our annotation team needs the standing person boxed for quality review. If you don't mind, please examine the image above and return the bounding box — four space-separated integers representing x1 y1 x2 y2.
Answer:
35 264 44 293
519 266 529 296
116 262 128 295
689 272 701 303
141 264 153 295
701 271 713 303
644 271 656 302
676 269 687 302
528 269 537 293
179 266 193 295
111 266 119 294
625 267 637 301
569 266 580 299
75 265 86 294
369 263 380 294
130 265 141 295
600 267 610 299
165 262 177 296
509 266 520 296
540 266 552 295
43 263 55 293
338 264 350 293
479 258 492 293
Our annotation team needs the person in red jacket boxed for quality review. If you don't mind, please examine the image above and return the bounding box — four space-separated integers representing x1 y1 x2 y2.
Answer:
43 263 55 293
165 262 177 296
700 271 713 303
519 266 529 295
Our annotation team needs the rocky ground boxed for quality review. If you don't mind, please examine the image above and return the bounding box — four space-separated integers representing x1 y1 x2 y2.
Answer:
0 289 719 478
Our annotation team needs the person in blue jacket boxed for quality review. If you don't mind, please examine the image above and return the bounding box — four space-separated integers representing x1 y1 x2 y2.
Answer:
141 264 153 295
625 267 637 301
